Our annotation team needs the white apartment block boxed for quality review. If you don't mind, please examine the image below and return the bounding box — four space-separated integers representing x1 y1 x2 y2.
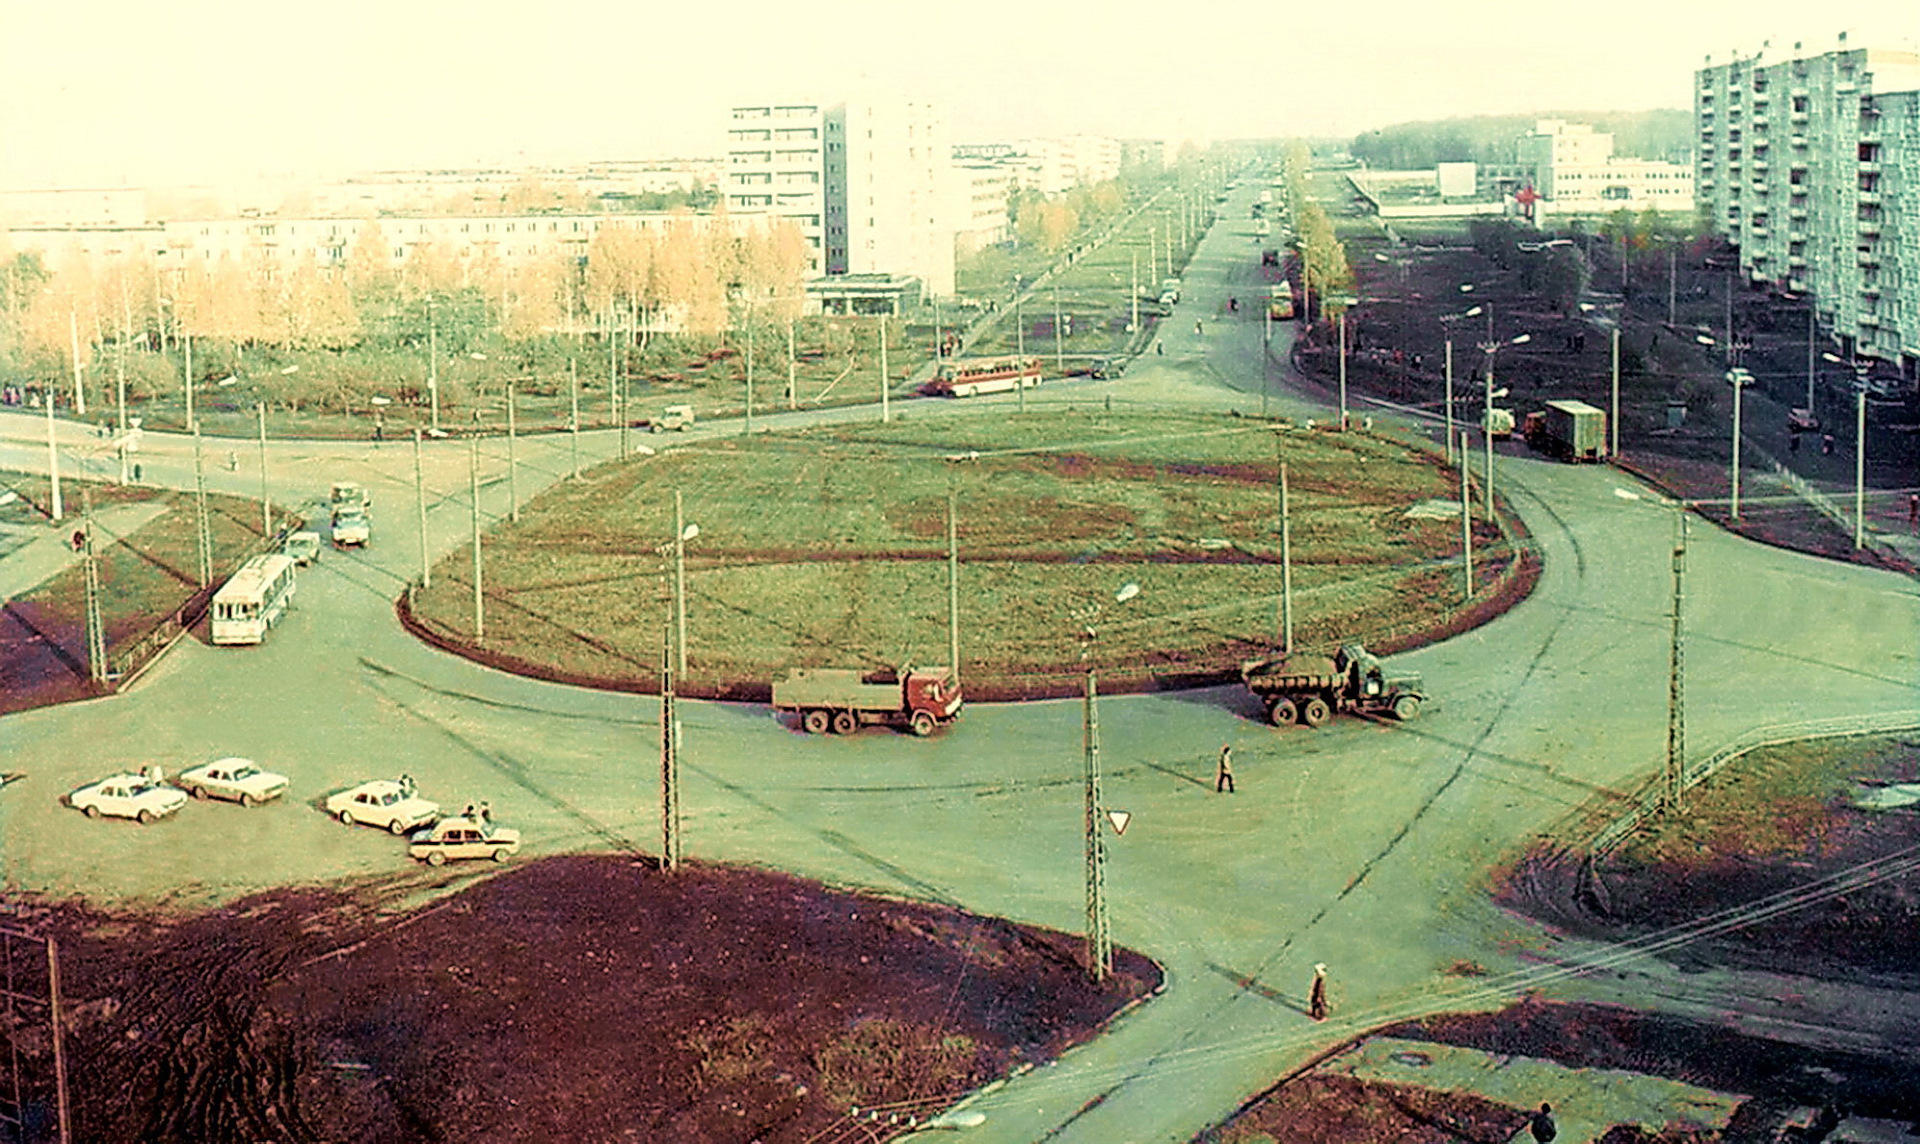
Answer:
950 163 1013 256
1521 120 1694 214
1013 136 1123 195
726 100 953 298
1697 41 1920 376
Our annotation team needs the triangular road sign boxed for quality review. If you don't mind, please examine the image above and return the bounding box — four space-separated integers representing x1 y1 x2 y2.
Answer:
1106 809 1132 836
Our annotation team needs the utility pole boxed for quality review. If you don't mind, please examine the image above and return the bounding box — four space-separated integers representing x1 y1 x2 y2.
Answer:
674 489 688 676
1730 371 1745 521
506 380 519 522
744 312 755 436
1483 355 1496 520
1666 245 1677 327
1805 303 1817 411
44 384 62 522
48 936 71 1144
609 308 621 460
1443 336 1455 463
660 625 682 872
82 491 106 686
68 309 87 417
1460 431 1474 599
183 331 195 434
786 316 797 409
1053 284 1065 379
257 403 272 537
192 427 212 586
947 488 961 684
115 289 129 435
1130 250 1140 350
1336 307 1348 429
469 437 484 639
879 315 890 423
1015 296 1026 414
1854 384 1866 549
569 357 581 479
428 295 441 436
1610 325 1621 459
1723 266 1734 367
413 428 430 589
1279 461 1294 652
1083 665 1110 983
1665 508 1687 811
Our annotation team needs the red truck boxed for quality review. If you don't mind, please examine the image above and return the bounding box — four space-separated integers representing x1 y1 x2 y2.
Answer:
772 665 962 737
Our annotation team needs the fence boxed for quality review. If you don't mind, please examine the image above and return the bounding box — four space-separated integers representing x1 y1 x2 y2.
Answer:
1583 710 1920 859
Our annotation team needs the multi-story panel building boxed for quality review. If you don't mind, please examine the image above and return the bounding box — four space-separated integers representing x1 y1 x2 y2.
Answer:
1520 120 1694 215
727 100 953 298
950 162 1013 256
1698 41 1920 378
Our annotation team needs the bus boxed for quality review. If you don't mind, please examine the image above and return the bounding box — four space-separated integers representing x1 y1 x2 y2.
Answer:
920 355 1044 398
1268 282 1296 321
210 554 298 646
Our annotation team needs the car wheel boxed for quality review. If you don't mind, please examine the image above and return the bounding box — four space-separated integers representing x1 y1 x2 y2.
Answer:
802 709 830 735
338 809 356 826
427 849 447 866
491 848 511 863
137 809 154 825
910 711 935 737
240 792 258 808
831 711 857 736
190 785 208 800
83 804 101 819
388 818 409 836
1393 695 1422 721
1270 698 1298 727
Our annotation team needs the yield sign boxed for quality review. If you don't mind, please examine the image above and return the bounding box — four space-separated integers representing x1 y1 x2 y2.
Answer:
1106 810 1132 836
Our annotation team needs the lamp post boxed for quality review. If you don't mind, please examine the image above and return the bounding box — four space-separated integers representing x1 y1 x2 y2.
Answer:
1827 354 1870 547
673 491 698 676
1441 299 1483 465
427 295 441 436
1079 580 1140 984
1476 331 1529 520
1328 293 1357 429
1726 366 1752 520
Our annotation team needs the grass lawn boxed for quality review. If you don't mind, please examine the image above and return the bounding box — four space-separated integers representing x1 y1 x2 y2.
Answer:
410 409 1515 697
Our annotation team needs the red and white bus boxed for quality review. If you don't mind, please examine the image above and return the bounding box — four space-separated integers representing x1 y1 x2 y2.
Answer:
920 355 1044 398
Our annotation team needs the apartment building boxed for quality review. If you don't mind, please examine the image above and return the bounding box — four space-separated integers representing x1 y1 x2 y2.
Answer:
1697 41 1920 377
1520 120 1694 215
950 163 1013 256
726 100 953 297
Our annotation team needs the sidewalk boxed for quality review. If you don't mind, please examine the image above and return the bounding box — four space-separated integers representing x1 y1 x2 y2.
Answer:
0 502 171 603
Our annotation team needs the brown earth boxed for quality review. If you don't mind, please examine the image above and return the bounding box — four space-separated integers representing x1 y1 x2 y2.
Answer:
0 855 1158 1143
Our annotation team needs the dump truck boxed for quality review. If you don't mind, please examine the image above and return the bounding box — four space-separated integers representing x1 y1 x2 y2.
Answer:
1522 399 1608 461
773 664 962 737
1241 643 1427 727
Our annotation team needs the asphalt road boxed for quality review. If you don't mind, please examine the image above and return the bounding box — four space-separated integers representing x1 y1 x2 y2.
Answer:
1 175 1916 1144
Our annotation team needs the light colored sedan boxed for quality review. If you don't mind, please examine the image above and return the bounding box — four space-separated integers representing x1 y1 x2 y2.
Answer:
67 773 188 824
325 779 438 835
407 816 522 865
176 758 289 807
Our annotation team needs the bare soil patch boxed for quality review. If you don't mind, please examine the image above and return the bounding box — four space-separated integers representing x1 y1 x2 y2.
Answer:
1 856 1157 1143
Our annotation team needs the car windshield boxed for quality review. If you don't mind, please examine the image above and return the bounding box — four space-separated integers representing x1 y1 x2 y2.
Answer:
128 780 158 796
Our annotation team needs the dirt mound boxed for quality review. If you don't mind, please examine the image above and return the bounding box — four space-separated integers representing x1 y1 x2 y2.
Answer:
8 857 1159 1142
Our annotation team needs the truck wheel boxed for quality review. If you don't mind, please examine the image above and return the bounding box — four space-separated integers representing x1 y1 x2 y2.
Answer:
1393 695 1422 721
910 710 935 737
802 709 830 735
1269 698 1298 727
1302 697 1331 727
831 711 857 736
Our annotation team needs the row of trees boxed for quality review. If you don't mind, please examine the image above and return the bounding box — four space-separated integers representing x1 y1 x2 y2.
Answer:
1009 181 1128 254
1282 142 1353 314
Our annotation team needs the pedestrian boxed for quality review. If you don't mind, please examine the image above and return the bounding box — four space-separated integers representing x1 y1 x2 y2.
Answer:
1215 745 1235 794
1908 492 1918 530
70 530 85 553
1527 1102 1557 1143
479 800 492 824
1308 963 1328 1021
1155 339 1164 356
1822 433 1835 455
463 802 476 819
399 773 414 797
1194 319 1204 336
133 463 142 482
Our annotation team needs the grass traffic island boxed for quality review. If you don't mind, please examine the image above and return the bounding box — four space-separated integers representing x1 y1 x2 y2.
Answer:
406 409 1532 701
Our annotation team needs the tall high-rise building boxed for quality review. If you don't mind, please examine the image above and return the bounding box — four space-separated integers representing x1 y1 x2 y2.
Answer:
1697 40 1920 378
726 100 953 297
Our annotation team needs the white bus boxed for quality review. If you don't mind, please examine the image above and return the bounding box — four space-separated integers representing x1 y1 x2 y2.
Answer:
210 554 298 646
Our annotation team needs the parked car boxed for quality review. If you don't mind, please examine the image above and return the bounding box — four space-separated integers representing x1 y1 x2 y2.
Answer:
407 815 521 865
282 531 321 565
176 757 288 807
66 772 188 823
325 778 438 835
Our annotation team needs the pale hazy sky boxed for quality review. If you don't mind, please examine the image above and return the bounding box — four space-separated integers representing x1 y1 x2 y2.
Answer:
2 0 1914 189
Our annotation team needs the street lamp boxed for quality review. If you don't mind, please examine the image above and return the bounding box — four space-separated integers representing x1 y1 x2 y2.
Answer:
1726 367 1753 520
1476 331 1529 520
1078 580 1139 984
1439 302 1484 464
1823 353 1871 548
672 493 700 677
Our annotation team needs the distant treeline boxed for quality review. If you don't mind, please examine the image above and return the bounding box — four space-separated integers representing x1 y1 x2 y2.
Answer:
1350 110 1694 169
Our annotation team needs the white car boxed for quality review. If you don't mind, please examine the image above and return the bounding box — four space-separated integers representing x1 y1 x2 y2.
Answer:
67 773 188 824
325 779 438 835
407 816 522 865
331 510 370 548
176 758 289 807
281 531 321 565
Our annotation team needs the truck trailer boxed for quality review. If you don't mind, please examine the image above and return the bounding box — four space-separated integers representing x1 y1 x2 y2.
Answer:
1241 643 1426 727
772 665 962 737
1523 399 1608 461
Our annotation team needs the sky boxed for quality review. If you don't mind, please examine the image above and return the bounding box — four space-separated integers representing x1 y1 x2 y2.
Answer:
2 0 1916 190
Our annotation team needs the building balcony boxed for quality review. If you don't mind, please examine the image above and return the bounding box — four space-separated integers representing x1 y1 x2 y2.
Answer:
1858 160 1880 175
1858 312 1879 327
1859 219 1881 237
1862 281 1881 297
1859 189 1880 205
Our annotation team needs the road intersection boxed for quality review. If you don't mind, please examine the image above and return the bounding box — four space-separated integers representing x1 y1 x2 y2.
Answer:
1 179 1915 1143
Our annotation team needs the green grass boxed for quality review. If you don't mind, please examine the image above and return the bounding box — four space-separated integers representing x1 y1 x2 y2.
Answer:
412 410 1512 693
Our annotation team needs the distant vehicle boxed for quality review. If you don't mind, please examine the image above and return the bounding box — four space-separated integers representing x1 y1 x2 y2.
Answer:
1087 357 1118 380
921 355 1043 398
1242 643 1427 727
408 815 521 865
652 404 695 433
1521 399 1608 462
1268 282 1296 321
1261 249 1280 267
210 554 298 646
1160 278 1182 303
1787 407 1820 433
1483 408 1516 440
773 664 962 737
326 778 439 835
281 531 321 565
331 509 371 548
328 482 370 515
176 758 288 806
66 772 188 823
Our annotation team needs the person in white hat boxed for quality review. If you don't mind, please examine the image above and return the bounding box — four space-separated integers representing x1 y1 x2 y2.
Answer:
1309 963 1328 1021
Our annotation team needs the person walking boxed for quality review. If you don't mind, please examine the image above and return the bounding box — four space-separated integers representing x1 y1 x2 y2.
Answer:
1527 1102 1557 1143
1308 963 1328 1021
1215 745 1235 794
1908 492 1918 531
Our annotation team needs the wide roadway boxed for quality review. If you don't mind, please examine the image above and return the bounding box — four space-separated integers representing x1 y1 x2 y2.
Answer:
1 178 1915 1143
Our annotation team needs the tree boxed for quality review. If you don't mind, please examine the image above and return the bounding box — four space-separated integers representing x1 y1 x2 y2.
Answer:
345 220 392 298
